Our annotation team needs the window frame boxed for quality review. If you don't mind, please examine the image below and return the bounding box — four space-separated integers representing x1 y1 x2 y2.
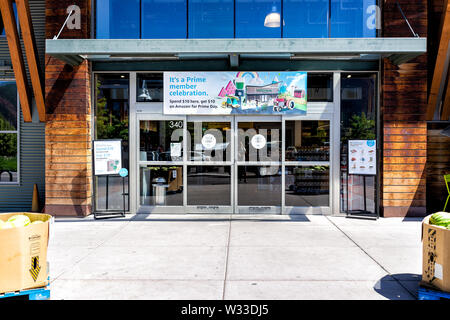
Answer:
0 79 20 185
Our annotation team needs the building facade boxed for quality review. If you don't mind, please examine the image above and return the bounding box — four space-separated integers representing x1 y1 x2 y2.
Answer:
0 0 46 212
1 0 449 218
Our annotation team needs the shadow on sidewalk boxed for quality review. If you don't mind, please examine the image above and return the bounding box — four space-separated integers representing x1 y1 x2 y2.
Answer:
374 273 421 300
132 213 311 223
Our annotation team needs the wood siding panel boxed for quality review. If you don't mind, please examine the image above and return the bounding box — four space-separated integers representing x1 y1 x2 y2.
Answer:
44 0 92 216
382 0 428 217
426 123 450 213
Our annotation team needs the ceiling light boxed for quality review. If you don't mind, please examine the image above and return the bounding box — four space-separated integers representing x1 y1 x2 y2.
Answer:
264 6 280 28
138 80 152 101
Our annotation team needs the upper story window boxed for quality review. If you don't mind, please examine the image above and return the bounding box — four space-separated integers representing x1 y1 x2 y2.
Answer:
95 0 378 39
0 81 19 184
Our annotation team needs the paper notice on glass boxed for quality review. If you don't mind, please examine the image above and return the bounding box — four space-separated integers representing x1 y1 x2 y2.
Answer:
348 140 376 175
170 143 182 158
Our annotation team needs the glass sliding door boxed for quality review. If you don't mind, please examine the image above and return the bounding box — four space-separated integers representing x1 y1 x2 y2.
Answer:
138 116 185 213
186 117 234 213
236 118 282 214
284 119 331 214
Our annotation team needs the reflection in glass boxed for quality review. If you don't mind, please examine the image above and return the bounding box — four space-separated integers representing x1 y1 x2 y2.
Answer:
187 122 231 162
140 120 184 161
95 74 130 211
0 81 17 131
96 0 140 39
285 121 330 161
140 166 183 206
285 166 329 207
238 122 282 162
0 133 17 182
237 165 281 206
137 73 163 102
142 0 187 38
187 166 231 205
307 73 333 102
96 176 129 211
236 0 281 38
330 0 377 38
283 0 328 38
189 0 234 38
340 73 377 214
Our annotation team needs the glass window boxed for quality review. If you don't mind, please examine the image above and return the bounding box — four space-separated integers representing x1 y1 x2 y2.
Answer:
237 165 281 206
140 166 183 206
188 0 234 38
140 120 184 161
236 0 281 38
187 121 232 162
330 0 377 38
285 121 330 161
96 0 140 39
283 0 328 38
238 122 282 162
0 81 18 131
187 166 231 205
94 74 130 211
142 0 187 39
285 166 330 207
137 73 163 102
0 133 18 183
340 73 377 214
308 73 333 102
0 81 18 184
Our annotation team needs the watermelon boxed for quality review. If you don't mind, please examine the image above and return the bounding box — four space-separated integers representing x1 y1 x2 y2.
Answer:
429 212 450 227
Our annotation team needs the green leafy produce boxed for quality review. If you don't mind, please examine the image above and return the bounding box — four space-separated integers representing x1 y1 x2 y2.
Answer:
429 212 450 228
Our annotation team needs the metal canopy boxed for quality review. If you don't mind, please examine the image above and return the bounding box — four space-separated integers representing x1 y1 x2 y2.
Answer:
46 38 427 66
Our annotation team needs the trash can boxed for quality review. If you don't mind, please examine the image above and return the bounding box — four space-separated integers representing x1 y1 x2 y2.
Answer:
152 177 168 205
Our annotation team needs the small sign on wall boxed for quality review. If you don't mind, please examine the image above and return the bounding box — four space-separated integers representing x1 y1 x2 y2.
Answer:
348 140 376 175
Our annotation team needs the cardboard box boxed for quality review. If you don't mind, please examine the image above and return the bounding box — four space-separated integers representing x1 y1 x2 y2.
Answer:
422 215 450 292
0 212 52 294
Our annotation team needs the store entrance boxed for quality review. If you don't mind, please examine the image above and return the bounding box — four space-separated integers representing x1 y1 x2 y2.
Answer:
137 115 234 214
235 118 282 214
136 114 331 215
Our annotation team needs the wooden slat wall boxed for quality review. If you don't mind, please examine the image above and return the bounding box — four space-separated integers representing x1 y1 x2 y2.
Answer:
426 123 450 212
382 0 429 217
44 0 91 216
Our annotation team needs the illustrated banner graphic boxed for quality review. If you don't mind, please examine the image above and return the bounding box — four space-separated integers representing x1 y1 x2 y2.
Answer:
164 72 307 115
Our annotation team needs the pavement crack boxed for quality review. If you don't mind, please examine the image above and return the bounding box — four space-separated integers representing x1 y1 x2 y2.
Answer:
222 217 232 300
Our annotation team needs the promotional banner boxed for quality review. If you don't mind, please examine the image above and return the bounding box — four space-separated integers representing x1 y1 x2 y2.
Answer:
93 140 122 176
348 140 377 175
164 72 307 115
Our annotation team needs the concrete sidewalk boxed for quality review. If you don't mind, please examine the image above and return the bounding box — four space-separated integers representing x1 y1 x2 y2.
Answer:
47 214 423 300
